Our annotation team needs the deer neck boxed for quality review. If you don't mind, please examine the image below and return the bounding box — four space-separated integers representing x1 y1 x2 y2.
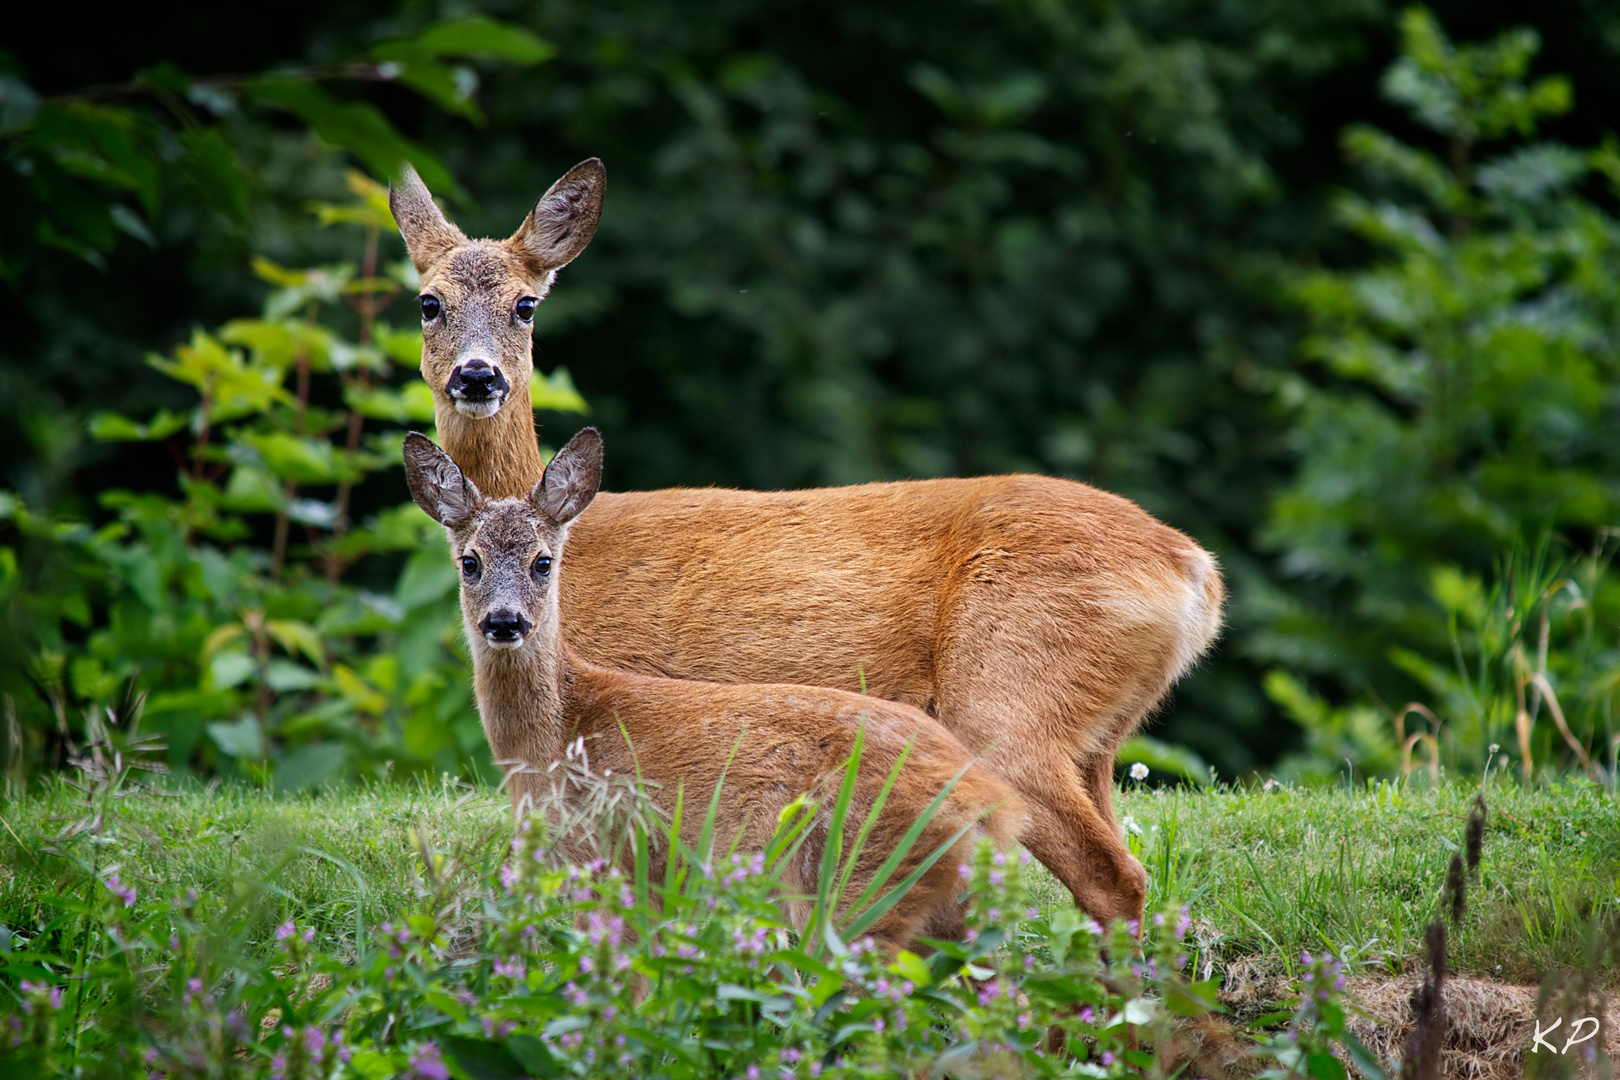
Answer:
434 377 545 500
471 626 571 772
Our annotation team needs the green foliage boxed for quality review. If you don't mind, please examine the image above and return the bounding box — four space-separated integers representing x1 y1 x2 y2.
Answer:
5 3 1620 784
1260 9 1620 780
0 741 1378 1079
0 14 553 276
0 176 588 785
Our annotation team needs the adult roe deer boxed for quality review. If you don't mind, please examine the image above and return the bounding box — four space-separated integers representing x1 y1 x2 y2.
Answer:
391 162 1224 927
403 428 1026 952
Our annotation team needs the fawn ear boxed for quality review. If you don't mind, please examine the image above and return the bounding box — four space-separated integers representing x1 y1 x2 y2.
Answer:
532 427 603 526
507 158 605 274
403 433 483 527
390 165 468 274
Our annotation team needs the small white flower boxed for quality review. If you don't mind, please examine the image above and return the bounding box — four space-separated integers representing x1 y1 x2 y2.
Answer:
1488 743 1500 755
1128 762 1150 781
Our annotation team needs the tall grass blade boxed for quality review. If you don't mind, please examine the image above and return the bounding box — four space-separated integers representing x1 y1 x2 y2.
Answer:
803 720 865 955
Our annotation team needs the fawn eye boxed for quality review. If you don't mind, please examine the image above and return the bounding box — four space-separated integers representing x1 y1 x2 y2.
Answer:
460 553 481 577
515 297 537 322
533 555 552 577
420 295 442 321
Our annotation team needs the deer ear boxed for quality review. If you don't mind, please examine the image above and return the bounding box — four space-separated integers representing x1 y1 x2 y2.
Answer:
507 158 605 274
532 427 603 526
390 165 468 274
403 433 483 527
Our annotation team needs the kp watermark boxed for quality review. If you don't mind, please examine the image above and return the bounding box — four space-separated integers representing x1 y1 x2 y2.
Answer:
1532 1016 1601 1057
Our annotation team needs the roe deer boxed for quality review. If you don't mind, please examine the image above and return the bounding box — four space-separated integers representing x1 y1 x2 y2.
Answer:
391 164 1224 927
402 428 1026 952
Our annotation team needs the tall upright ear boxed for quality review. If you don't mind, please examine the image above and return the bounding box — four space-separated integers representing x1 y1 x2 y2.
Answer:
390 165 468 274
507 158 605 274
531 427 604 526
403 433 483 527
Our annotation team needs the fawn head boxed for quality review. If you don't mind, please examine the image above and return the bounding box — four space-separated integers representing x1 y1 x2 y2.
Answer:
391 160 605 419
403 428 604 651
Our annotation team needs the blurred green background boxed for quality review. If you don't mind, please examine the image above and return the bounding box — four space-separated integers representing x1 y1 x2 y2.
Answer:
1 0 1616 791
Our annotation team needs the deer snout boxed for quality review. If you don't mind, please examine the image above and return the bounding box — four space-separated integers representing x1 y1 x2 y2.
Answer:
478 609 533 648
446 360 510 415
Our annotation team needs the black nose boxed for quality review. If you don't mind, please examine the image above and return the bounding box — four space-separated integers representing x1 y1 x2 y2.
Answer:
447 360 509 401
478 610 533 642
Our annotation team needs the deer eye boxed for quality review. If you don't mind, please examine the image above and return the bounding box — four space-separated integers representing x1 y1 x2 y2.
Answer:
421 295 442 321
515 297 537 322
460 553 481 577
533 555 552 577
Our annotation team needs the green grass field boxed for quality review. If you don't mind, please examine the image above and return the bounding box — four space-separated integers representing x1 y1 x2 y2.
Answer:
2 777 1615 993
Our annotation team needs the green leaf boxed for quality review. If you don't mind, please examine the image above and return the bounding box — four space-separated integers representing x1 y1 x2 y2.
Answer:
0 75 40 135
347 1050 394 1080
239 432 361 485
1307 1052 1349 1080
274 743 346 792
210 651 256 691
504 1036 560 1078
246 77 464 203
889 949 932 988
88 410 188 442
370 46 484 124
265 660 321 692
376 323 423 366
266 619 324 664
411 16 555 63
530 367 589 413
179 127 247 222
207 715 264 759
1339 1033 1390 1080
347 382 436 423
396 545 456 610
310 169 399 231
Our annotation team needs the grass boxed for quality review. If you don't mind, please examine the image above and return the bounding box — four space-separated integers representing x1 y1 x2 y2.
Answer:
2 775 1615 991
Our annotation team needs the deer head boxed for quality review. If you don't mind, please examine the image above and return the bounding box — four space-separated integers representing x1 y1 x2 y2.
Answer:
391 161 605 420
403 429 604 652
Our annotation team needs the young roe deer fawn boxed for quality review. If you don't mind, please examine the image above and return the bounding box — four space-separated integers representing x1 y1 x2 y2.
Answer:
391 162 1223 927
402 428 1026 952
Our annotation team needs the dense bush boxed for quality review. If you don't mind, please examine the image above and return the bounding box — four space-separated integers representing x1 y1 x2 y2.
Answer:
1 5 1619 784
1259 10 1620 782
0 176 591 785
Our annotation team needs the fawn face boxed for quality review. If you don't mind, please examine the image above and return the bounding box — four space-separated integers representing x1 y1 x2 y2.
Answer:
403 429 604 651
391 161 606 420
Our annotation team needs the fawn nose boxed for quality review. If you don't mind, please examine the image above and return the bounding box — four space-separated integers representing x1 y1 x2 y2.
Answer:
479 610 532 645
447 360 509 402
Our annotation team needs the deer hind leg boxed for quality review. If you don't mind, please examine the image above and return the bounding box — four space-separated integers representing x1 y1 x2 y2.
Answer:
933 542 1218 927
932 617 1159 925
1000 752 1145 927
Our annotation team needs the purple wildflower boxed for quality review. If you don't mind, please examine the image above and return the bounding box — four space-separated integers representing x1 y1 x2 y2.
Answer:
104 873 136 908
408 1041 451 1080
